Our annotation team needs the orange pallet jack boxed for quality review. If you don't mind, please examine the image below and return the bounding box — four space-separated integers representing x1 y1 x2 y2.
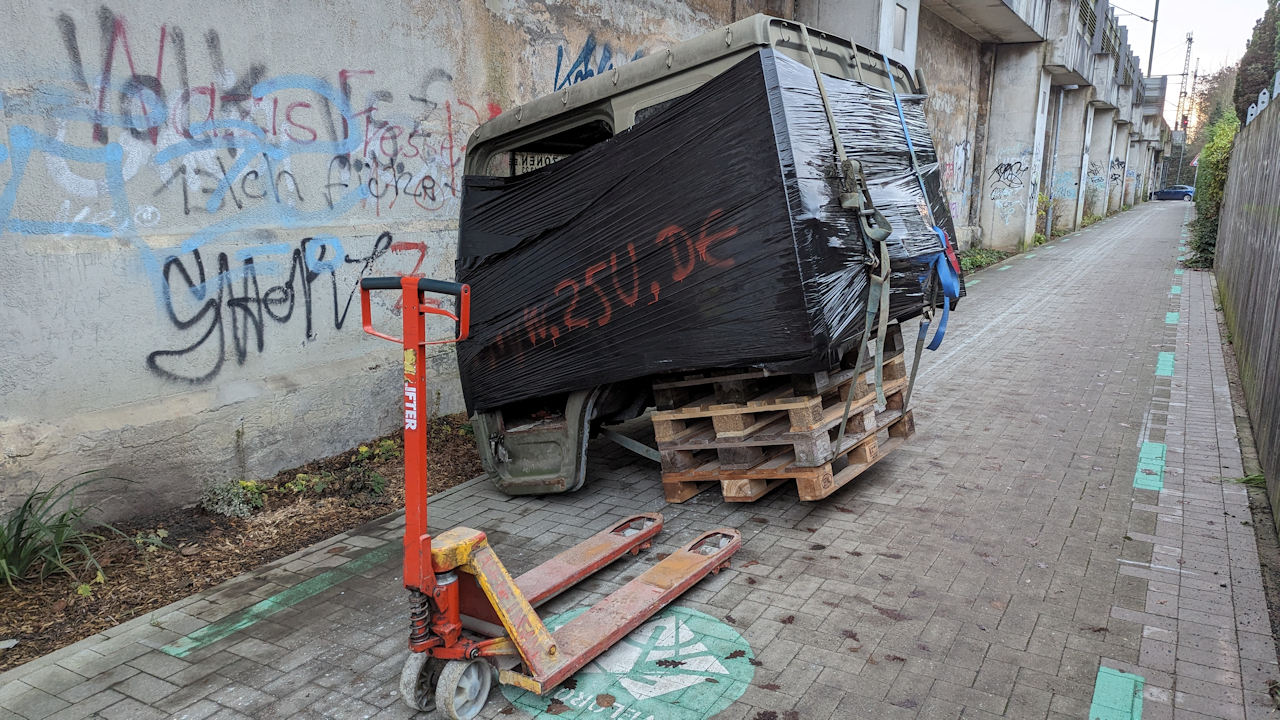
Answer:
360 277 742 719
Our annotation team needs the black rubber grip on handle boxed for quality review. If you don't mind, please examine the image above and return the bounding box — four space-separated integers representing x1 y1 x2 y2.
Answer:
360 277 465 296
417 279 465 296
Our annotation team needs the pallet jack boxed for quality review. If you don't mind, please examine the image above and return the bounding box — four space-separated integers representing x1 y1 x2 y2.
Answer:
359 277 742 719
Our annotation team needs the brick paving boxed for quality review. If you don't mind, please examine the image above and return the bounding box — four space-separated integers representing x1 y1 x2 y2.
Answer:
1 202 1275 719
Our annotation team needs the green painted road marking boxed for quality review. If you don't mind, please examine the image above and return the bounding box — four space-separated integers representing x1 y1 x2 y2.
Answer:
1156 352 1175 377
1134 442 1167 491
1089 666 1145 720
1170 285 1181 294
1165 312 1179 324
1174 269 1184 275
503 606 755 720
1060 237 1072 242
967 279 981 286
1025 253 1037 258
997 265 1012 271
162 543 395 658
1043 244 1055 248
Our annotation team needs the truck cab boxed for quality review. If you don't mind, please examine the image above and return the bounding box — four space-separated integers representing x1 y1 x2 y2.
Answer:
459 14 926 495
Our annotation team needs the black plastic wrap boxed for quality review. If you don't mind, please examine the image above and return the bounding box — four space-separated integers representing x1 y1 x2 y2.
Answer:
456 48 961 413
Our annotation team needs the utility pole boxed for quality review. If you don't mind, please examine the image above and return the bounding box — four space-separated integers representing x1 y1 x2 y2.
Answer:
1147 0 1160 76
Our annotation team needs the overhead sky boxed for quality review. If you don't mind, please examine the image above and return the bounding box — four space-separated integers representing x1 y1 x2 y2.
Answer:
1113 0 1270 124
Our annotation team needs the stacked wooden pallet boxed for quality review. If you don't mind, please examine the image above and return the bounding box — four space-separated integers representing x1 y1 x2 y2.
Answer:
651 324 914 503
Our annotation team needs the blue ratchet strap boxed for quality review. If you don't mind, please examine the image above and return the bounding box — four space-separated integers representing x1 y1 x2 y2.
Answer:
924 227 962 351
882 54 959 356
882 55 936 220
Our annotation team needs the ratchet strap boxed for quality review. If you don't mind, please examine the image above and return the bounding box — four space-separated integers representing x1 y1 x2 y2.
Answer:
881 53 963 410
799 26 895 455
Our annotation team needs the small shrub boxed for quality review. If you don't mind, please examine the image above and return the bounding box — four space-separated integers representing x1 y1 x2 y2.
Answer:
132 528 170 554
199 479 265 518
957 247 1011 273
1232 473 1266 488
352 438 401 465
0 473 118 588
1081 213 1103 227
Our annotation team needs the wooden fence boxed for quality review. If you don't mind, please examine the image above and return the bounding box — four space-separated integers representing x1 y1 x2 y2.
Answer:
1216 103 1280 531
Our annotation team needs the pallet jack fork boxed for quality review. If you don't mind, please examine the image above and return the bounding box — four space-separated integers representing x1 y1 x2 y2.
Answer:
360 277 742 719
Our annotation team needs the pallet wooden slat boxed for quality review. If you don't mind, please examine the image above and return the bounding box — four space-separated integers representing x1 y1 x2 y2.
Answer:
652 323 912 503
660 409 915 504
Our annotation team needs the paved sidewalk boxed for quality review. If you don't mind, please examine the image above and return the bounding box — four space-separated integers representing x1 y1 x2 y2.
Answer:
2 202 1275 720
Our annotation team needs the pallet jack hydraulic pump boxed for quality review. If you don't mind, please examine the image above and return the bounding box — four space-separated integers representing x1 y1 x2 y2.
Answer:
359 276 742 719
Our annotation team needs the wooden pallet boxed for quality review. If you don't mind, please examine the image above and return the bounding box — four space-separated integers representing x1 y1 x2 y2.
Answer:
651 324 906 411
661 408 915 503
652 356 908 470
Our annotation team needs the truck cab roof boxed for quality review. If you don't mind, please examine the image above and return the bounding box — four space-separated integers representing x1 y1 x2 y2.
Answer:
464 14 921 177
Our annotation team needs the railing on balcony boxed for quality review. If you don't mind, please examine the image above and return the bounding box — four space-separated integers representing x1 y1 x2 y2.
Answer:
1079 0 1097 39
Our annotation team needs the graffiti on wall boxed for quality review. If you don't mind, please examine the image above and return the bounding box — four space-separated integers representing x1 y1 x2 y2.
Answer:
988 160 1029 197
939 140 971 221
1109 158 1126 184
554 34 643 90
2 7 503 383
987 151 1033 223
1087 160 1106 188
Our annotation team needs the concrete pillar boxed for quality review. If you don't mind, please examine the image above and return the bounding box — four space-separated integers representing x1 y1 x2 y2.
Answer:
1074 101 1096 227
1121 132 1136 206
1108 122 1130 212
1047 87 1092 233
1084 107 1115 219
977 44 1051 250
1129 141 1150 204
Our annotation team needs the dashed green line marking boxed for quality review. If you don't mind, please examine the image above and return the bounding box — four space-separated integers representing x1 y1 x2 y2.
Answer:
1043 244 1055 248
1174 269 1184 275
997 265 1012 271
1060 237 1072 242
1133 442 1167 491
1025 253 1037 258
1170 285 1181 294
161 543 395 658
1089 666 1145 720
966 278 981 286
1156 351 1175 377
1165 312 1179 324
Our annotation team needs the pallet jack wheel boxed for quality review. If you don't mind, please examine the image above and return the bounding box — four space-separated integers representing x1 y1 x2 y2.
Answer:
435 658 493 720
399 651 445 712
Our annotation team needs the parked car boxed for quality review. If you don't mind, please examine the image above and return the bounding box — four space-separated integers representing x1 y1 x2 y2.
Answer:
1153 185 1195 201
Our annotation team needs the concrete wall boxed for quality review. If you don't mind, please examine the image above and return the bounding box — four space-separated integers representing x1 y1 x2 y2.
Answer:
1084 107 1115 218
916 7 984 247
798 0 882 51
0 0 742 517
1049 87 1090 232
977 44 1050 250
1215 101 1280 533
1108 123 1131 211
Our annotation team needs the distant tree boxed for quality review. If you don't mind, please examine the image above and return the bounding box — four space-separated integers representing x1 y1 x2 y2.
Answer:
1191 65 1239 144
1233 0 1279 121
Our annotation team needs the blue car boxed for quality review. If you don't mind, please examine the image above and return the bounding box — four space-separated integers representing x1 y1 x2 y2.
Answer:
1152 185 1195 201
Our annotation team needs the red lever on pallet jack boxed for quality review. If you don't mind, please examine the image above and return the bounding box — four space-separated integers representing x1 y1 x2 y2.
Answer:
359 276 742 720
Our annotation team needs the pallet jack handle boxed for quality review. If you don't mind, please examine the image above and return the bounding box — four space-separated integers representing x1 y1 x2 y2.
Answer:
359 276 471 595
359 276 471 346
